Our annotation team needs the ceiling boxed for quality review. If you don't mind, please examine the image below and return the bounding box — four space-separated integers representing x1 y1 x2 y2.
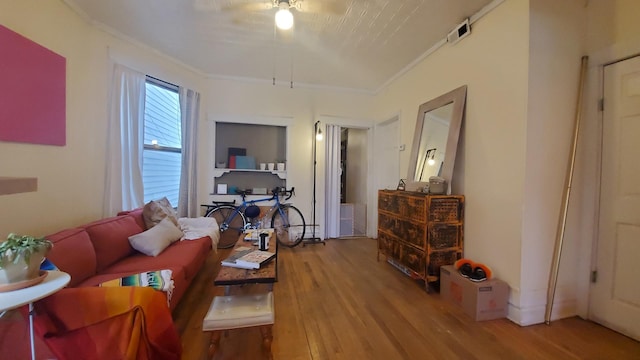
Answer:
64 0 495 92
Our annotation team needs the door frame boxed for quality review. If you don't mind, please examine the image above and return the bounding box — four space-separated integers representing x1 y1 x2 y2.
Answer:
316 116 373 239
586 54 640 331
569 37 640 320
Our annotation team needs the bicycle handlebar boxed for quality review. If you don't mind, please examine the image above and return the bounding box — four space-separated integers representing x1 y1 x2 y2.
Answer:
285 187 295 200
269 187 295 200
232 187 296 201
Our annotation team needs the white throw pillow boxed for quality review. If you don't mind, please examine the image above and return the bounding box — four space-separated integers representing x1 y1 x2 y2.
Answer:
129 217 183 256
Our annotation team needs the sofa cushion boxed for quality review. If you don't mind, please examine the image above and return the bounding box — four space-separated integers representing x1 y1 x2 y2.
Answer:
84 215 143 272
128 217 183 257
45 228 97 287
105 237 211 280
142 197 178 229
118 208 146 229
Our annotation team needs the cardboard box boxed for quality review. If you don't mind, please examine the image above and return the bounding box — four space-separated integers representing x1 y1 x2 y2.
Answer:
440 265 509 321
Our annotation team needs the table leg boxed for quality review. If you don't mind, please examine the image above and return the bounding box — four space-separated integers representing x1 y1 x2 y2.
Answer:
260 325 274 360
29 302 35 360
208 331 222 359
224 285 231 296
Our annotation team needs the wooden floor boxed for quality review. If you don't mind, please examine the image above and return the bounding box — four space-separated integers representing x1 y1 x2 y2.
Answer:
173 238 640 360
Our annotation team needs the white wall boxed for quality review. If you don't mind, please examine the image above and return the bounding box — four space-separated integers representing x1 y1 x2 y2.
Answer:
519 0 586 325
373 0 531 317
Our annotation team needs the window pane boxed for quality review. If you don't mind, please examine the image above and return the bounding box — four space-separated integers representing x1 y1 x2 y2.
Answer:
143 149 181 206
144 82 181 148
143 79 181 208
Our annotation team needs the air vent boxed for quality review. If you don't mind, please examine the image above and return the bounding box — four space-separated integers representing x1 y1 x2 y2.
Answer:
447 18 471 45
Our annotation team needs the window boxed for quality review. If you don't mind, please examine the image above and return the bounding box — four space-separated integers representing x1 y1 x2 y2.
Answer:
143 78 181 206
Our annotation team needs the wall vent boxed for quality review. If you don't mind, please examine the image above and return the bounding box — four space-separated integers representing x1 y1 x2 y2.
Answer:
447 18 471 45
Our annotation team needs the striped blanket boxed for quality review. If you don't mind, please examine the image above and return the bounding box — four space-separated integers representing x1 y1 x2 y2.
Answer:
100 269 174 306
33 286 181 360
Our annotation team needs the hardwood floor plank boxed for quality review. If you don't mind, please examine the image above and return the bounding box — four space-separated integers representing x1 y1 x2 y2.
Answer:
174 238 640 359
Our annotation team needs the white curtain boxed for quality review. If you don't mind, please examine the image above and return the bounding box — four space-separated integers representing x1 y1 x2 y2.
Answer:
324 124 341 238
177 87 200 218
103 64 146 217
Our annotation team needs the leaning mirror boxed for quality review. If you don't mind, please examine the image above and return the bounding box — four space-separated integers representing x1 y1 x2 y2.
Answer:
407 85 467 194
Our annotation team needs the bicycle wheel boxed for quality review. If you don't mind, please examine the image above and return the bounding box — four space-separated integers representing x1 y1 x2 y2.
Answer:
271 204 306 247
207 205 246 249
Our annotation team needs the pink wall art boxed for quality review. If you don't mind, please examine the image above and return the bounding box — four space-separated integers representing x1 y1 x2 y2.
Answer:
0 24 66 146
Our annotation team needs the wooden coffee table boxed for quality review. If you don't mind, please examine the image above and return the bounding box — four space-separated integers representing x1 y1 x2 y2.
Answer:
214 231 277 295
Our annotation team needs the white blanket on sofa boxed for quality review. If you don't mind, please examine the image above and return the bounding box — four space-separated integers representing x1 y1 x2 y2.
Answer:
178 217 220 249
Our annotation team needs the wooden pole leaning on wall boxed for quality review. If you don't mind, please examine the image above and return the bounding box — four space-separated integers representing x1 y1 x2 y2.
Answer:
545 56 589 325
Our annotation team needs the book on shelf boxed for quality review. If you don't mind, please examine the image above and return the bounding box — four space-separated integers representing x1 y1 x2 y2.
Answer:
235 250 276 269
220 247 254 269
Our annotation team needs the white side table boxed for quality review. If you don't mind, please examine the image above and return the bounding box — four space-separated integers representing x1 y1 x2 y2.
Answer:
0 270 70 360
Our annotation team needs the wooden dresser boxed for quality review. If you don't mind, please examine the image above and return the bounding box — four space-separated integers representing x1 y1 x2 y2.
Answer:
377 190 464 291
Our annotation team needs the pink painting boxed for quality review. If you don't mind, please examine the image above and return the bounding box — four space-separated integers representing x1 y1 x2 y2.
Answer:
0 24 66 146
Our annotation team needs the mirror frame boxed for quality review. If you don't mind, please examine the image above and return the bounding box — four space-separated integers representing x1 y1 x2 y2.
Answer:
407 85 467 194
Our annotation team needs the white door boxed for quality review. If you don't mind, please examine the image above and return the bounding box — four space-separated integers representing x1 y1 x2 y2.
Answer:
590 55 640 341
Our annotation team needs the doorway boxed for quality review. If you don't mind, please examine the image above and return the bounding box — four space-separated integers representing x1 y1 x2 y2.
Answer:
323 124 370 239
589 55 640 341
339 128 368 237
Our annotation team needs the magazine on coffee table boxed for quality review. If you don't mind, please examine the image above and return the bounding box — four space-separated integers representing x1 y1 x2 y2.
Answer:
221 247 254 269
235 250 276 269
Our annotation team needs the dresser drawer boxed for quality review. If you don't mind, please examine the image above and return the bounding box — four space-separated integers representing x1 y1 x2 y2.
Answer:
378 231 393 254
379 190 427 224
378 212 426 249
428 196 464 222
399 242 426 276
428 223 462 250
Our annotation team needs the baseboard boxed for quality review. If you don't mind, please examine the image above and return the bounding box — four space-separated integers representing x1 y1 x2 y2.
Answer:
507 298 577 326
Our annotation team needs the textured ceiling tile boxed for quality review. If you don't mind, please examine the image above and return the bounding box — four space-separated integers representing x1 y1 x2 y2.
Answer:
65 0 495 90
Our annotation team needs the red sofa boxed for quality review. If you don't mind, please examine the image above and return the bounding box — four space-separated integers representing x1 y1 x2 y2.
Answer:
9 208 216 359
44 208 212 310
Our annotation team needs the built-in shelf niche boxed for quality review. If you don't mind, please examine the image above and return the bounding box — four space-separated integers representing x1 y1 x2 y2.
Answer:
212 120 288 197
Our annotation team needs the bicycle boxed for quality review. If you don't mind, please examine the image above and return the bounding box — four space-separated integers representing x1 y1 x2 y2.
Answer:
202 187 306 248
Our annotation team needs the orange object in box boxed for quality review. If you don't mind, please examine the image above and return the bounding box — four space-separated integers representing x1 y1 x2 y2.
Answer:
440 265 509 321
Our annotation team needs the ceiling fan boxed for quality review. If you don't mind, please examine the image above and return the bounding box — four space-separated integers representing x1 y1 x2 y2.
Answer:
220 0 347 29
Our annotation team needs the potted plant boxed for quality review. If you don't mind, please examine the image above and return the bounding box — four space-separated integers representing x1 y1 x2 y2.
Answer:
0 233 52 287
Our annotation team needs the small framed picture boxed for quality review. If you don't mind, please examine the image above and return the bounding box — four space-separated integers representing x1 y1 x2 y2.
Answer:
397 179 406 191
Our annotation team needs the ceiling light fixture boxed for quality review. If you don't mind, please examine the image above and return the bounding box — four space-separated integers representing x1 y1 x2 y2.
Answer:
275 1 294 30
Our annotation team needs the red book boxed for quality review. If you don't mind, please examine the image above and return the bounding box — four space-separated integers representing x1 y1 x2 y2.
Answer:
229 155 236 169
